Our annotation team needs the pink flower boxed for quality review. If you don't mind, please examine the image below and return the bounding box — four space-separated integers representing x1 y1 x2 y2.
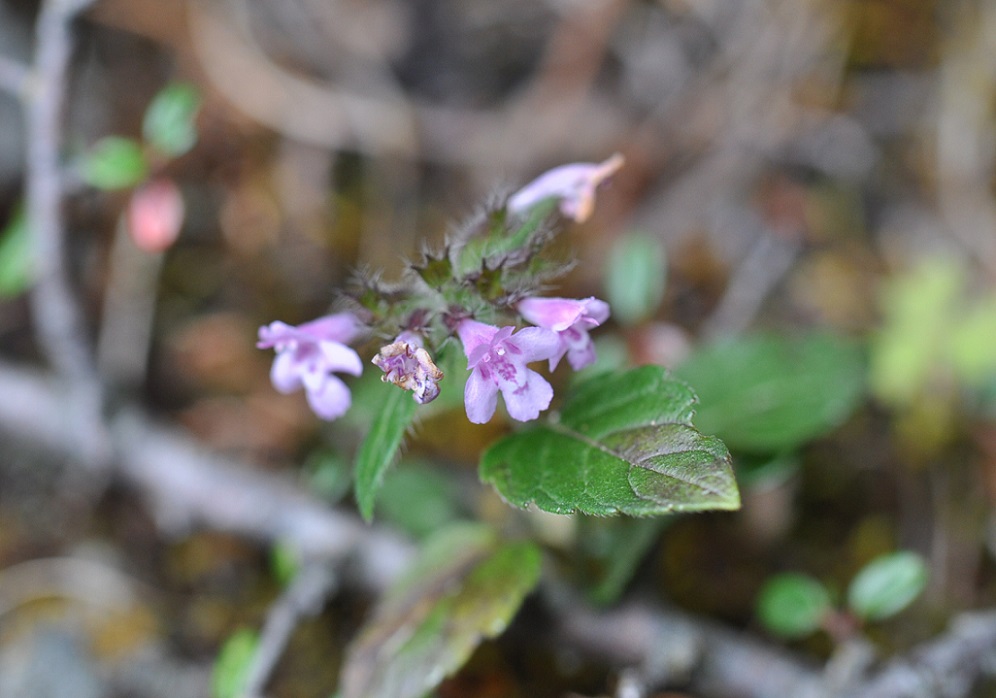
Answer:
518 296 610 371
456 319 560 424
257 313 363 420
127 178 184 252
371 331 444 404
507 153 624 223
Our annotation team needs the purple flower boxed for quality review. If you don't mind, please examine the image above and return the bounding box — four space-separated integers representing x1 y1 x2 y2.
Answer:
371 331 444 404
518 296 610 371
257 313 363 420
507 153 624 223
456 319 560 424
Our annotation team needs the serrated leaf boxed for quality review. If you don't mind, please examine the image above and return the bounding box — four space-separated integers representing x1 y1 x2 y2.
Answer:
605 232 666 326
756 573 832 639
79 136 148 190
0 206 32 297
481 366 738 516
847 551 927 622
341 524 541 698
212 629 258 698
354 385 419 522
674 332 864 453
143 82 201 157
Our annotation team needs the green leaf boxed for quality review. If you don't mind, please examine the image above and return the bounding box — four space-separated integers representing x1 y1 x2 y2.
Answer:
757 573 832 639
340 524 541 698
481 366 738 516
674 333 864 453
143 82 201 157
0 207 32 297
354 385 419 522
847 551 927 622
605 232 666 326
212 629 258 698
269 541 299 588
79 136 148 190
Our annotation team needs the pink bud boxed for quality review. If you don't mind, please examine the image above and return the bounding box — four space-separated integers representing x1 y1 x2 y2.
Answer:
127 178 185 252
508 153 624 223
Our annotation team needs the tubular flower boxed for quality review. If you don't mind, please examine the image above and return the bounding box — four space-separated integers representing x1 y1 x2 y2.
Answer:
507 153 624 223
257 313 363 420
371 331 444 404
518 296 610 371
456 319 560 424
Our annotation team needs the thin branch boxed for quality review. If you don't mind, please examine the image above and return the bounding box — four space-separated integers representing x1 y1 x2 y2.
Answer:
242 562 339 698
24 0 109 470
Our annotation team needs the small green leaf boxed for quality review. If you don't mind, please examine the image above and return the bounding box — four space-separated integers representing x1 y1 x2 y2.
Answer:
212 629 258 698
605 232 666 325
269 541 299 587
413 252 453 289
354 385 419 522
481 366 738 516
143 82 201 157
0 207 32 297
674 333 864 453
757 573 832 639
847 551 927 622
79 137 148 190
341 524 541 698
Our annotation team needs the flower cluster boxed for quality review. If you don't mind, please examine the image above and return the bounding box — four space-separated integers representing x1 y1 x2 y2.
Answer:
257 156 622 424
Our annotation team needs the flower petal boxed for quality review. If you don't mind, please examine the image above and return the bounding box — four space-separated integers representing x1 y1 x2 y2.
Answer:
298 313 362 344
501 370 554 422
270 351 303 393
319 341 363 376
507 327 561 363
457 319 498 359
465 369 499 424
306 376 352 421
518 297 586 332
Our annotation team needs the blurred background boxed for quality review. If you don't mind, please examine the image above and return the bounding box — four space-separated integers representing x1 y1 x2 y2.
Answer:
1 0 996 696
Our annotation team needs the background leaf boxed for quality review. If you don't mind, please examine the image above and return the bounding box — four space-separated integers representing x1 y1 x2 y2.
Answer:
756 573 832 639
481 366 738 516
79 136 148 190
673 332 864 453
604 232 666 326
0 207 31 297
847 551 928 622
143 82 202 157
340 524 541 698
212 629 258 698
354 385 418 522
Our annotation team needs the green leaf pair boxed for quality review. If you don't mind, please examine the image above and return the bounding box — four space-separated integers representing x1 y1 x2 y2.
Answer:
78 82 201 191
756 551 928 640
